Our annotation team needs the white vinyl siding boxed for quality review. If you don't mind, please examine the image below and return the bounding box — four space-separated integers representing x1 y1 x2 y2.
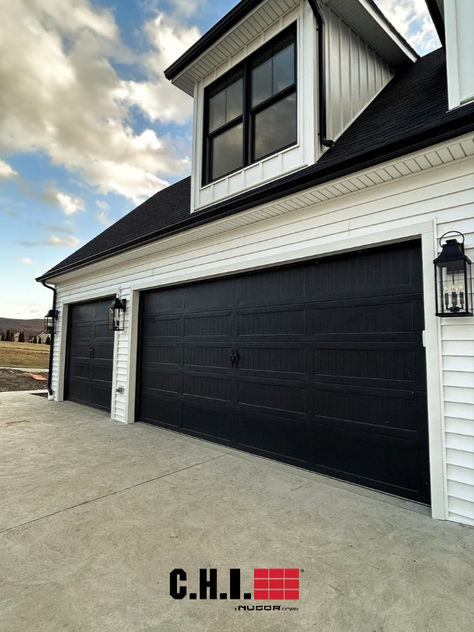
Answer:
50 136 474 525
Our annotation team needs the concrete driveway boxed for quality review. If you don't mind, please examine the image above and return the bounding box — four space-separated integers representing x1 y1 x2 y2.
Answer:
1 392 473 632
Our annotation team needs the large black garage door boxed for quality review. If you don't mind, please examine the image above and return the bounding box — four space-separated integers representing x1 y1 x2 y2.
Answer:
66 298 114 412
137 241 430 503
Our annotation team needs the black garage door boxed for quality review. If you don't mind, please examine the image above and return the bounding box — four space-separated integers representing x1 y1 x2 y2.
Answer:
137 241 430 504
66 298 115 412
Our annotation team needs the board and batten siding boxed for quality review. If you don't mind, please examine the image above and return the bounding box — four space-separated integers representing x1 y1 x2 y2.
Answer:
323 3 393 143
50 138 474 525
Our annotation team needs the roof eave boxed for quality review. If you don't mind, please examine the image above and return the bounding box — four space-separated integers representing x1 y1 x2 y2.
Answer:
36 115 474 284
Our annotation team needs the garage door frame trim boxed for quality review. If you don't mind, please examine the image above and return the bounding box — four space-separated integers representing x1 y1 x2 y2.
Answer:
125 220 446 519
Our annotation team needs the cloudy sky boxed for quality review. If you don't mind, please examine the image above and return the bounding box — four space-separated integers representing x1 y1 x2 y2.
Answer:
0 0 440 319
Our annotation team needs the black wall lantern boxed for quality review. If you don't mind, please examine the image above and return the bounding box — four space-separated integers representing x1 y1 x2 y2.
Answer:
434 231 473 317
44 309 59 334
109 297 127 331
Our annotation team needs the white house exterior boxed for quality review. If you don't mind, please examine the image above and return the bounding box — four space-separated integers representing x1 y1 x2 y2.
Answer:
38 0 474 526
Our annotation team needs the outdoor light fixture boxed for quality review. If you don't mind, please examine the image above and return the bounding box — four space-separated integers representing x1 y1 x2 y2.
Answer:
44 309 59 334
109 297 127 331
434 231 473 317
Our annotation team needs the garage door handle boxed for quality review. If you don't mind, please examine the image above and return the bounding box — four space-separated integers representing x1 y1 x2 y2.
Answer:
230 349 240 367
88 346 95 359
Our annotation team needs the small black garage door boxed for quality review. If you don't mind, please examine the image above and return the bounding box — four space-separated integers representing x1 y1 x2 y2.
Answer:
137 241 430 504
66 298 115 412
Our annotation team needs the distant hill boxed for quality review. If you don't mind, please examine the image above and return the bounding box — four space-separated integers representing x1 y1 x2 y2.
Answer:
0 318 44 338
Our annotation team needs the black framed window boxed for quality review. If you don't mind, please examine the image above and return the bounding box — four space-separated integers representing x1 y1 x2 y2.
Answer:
203 24 297 185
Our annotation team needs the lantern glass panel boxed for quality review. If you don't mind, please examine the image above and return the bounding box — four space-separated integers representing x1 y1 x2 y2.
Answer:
434 239 473 317
108 298 126 331
44 310 57 334
438 266 468 314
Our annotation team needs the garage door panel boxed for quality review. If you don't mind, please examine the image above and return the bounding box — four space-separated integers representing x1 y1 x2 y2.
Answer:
237 411 309 465
185 280 233 311
184 312 233 337
68 343 90 357
143 316 182 338
183 345 233 369
145 288 186 314
93 342 114 361
238 379 306 415
306 245 422 299
140 392 182 428
236 266 306 307
311 386 426 438
308 301 417 338
238 345 306 375
183 372 232 402
141 368 182 394
311 344 423 389
182 401 235 443
68 359 90 379
90 363 113 383
73 322 94 338
91 383 114 411
311 426 429 502
142 343 182 366
239 308 305 336
67 382 90 405
137 241 430 503
94 322 112 339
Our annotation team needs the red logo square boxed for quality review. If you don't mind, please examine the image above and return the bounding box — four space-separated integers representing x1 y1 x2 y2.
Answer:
285 579 299 590
254 579 268 589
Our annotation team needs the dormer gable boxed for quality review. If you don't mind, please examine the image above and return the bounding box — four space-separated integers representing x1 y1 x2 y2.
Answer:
165 0 417 213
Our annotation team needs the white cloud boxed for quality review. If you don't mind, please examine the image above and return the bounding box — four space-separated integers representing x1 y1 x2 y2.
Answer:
374 0 440 55
97 210 113 226
21 233 80 248
0 0 198 203
120 13 199 126
46 234 80 247
56 192 85 215
20 257 34 264
96 200 109 211
0 159 18 179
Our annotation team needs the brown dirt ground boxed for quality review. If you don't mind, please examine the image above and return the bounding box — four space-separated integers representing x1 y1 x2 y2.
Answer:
0 369 48 392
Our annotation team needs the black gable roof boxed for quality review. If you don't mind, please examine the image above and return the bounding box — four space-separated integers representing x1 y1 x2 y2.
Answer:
41 177 191 279
38 49 474 281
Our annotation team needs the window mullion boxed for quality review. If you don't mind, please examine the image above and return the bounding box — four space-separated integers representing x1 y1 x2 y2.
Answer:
250 84 296 116
208 115 243 138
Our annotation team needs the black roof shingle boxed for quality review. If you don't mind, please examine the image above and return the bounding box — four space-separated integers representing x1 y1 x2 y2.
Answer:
38 49 474 281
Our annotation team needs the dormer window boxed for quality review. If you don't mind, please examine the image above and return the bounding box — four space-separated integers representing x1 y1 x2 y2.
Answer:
203 24 297 185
